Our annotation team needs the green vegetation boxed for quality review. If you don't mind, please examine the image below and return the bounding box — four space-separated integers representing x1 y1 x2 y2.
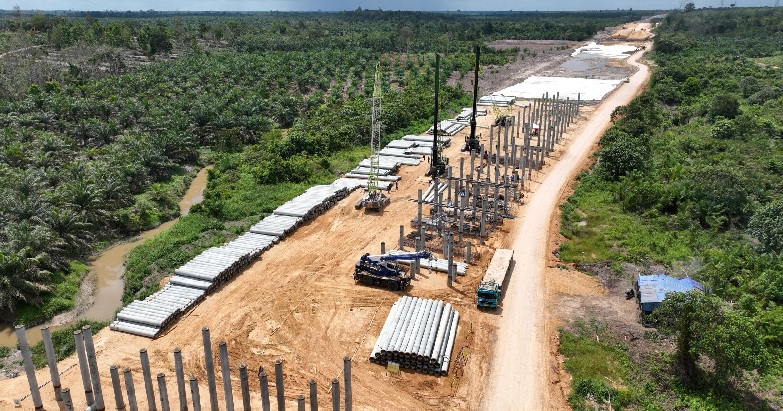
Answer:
0 10 645 324
560 7 783 409
29 320 108 368
0 345 10 358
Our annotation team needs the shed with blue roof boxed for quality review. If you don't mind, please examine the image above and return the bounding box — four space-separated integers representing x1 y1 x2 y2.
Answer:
637 274 704 313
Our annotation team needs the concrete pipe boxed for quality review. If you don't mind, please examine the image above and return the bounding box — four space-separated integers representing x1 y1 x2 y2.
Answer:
392 298 421 354
63 387 75 411
419 301 444 359
440 311 461 376
16 326 43 410
218 341 234 411
74 330 95 406
123 368 138 411
41 326 62 400
201 327 219 411
330 379 339 411
297 395 305 411
157 373 170 411
406 299 433 356
386 297 415 354
82 326 105 411
239 364 251 411
430 305 453 363
140 349 157 411
110 366 126 410
275 360 284 411
173 349 188 411
343 357 352 411
309 379 317 411
258 367 270 411
188 377 201 411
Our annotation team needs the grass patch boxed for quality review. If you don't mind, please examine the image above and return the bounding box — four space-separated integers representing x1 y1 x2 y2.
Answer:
0 345 11 358
30 320 108 369
15 261 89 326
560 325 633 410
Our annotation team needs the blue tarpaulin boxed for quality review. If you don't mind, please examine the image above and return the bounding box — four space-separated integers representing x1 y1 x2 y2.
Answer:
638 274 704 313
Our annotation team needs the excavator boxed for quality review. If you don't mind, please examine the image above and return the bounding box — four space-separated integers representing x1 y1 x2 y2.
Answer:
354 251 433 291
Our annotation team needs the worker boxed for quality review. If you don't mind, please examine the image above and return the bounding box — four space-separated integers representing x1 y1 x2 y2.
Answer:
395 181 399 190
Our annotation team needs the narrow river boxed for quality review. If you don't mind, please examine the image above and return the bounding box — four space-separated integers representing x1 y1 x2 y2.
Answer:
0 166 211 347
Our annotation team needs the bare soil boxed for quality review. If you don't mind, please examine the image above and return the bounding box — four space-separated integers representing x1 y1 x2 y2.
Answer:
0 23 653 411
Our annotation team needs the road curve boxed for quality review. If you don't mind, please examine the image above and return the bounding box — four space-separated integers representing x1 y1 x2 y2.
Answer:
479 45 651 410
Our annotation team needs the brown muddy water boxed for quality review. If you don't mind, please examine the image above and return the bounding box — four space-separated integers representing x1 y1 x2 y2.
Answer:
0 166 211 347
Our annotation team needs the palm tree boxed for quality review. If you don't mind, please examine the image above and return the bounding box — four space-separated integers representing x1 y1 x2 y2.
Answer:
0 248 52 314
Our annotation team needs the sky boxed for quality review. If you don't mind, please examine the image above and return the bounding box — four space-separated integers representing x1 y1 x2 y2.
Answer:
3 0 779 12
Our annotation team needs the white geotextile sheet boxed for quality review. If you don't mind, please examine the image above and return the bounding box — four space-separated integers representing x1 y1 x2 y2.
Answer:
494 76 624 101
571 42 638 58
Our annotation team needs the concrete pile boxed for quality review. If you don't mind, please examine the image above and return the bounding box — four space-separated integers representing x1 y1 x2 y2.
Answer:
369 296 460 376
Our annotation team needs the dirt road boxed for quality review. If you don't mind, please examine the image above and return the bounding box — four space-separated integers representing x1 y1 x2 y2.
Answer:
479 45 651 410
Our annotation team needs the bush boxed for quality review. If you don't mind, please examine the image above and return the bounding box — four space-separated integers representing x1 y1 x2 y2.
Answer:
709 94 740 119
598 138 649 181
710 118 737 139
748 200 783 253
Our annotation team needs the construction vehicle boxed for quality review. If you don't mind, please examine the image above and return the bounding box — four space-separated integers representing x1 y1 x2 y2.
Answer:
463 46 482 153
426 54 448 178
356 63 391 211
476 249 514 309
354 251 433 291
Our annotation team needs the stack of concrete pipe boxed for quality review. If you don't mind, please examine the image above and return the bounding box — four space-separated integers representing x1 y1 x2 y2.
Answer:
274 185 355 222
401 134 451 147
369 296 460 376
349 166 394 176
113 182 361 338
249 213 302 237
426 120 466 136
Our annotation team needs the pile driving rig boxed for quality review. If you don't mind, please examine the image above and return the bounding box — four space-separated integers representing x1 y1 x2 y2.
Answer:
462 46 482 153
356 63 390 211
354 251 433 291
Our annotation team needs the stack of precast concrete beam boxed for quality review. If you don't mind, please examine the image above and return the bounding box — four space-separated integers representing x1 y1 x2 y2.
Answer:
456 107 488 121
401 134 452 147
478 95 515 106
426 120 466 136
369 296 460 376
112 182 362 338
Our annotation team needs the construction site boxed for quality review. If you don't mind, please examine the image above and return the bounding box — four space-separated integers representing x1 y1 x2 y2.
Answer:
0 21 653 411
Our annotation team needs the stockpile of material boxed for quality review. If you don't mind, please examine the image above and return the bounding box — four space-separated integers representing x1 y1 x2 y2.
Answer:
112 181 362 338
478 94 515 106
370 296 460 376
426 120 466 136
274 185 354 222
456 107 487 121
386 250 468 276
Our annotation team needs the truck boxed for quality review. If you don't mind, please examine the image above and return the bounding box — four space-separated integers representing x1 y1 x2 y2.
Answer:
476 249 514 309
354 251 433 291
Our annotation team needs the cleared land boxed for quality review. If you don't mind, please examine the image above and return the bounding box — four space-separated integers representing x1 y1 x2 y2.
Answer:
0 23 652 411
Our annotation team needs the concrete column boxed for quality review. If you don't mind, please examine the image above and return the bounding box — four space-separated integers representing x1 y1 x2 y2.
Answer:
309 379 318 411
433 178 440 215
446 167 452 204
140 349 157 411
258 367 270 411
470 149 475 181
82 325 105 411
343 357 352 411
480 199 487 242
62 388 74 411
201 327 219 411
466 242 472 264
157 374 170 411
447 250 454 288
417 189 423 227
297 395 305 411
173 349 187 411
399 225 405 250
110 366 125 410
330 379 339 411
40 326 62 401
275 360 285 411
74 330 95 406
239 365 250 411
16 326 43 410
419 226 425 251
380 242 385 255
189 377 201 411
123 368 138 411
219 341 234 411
